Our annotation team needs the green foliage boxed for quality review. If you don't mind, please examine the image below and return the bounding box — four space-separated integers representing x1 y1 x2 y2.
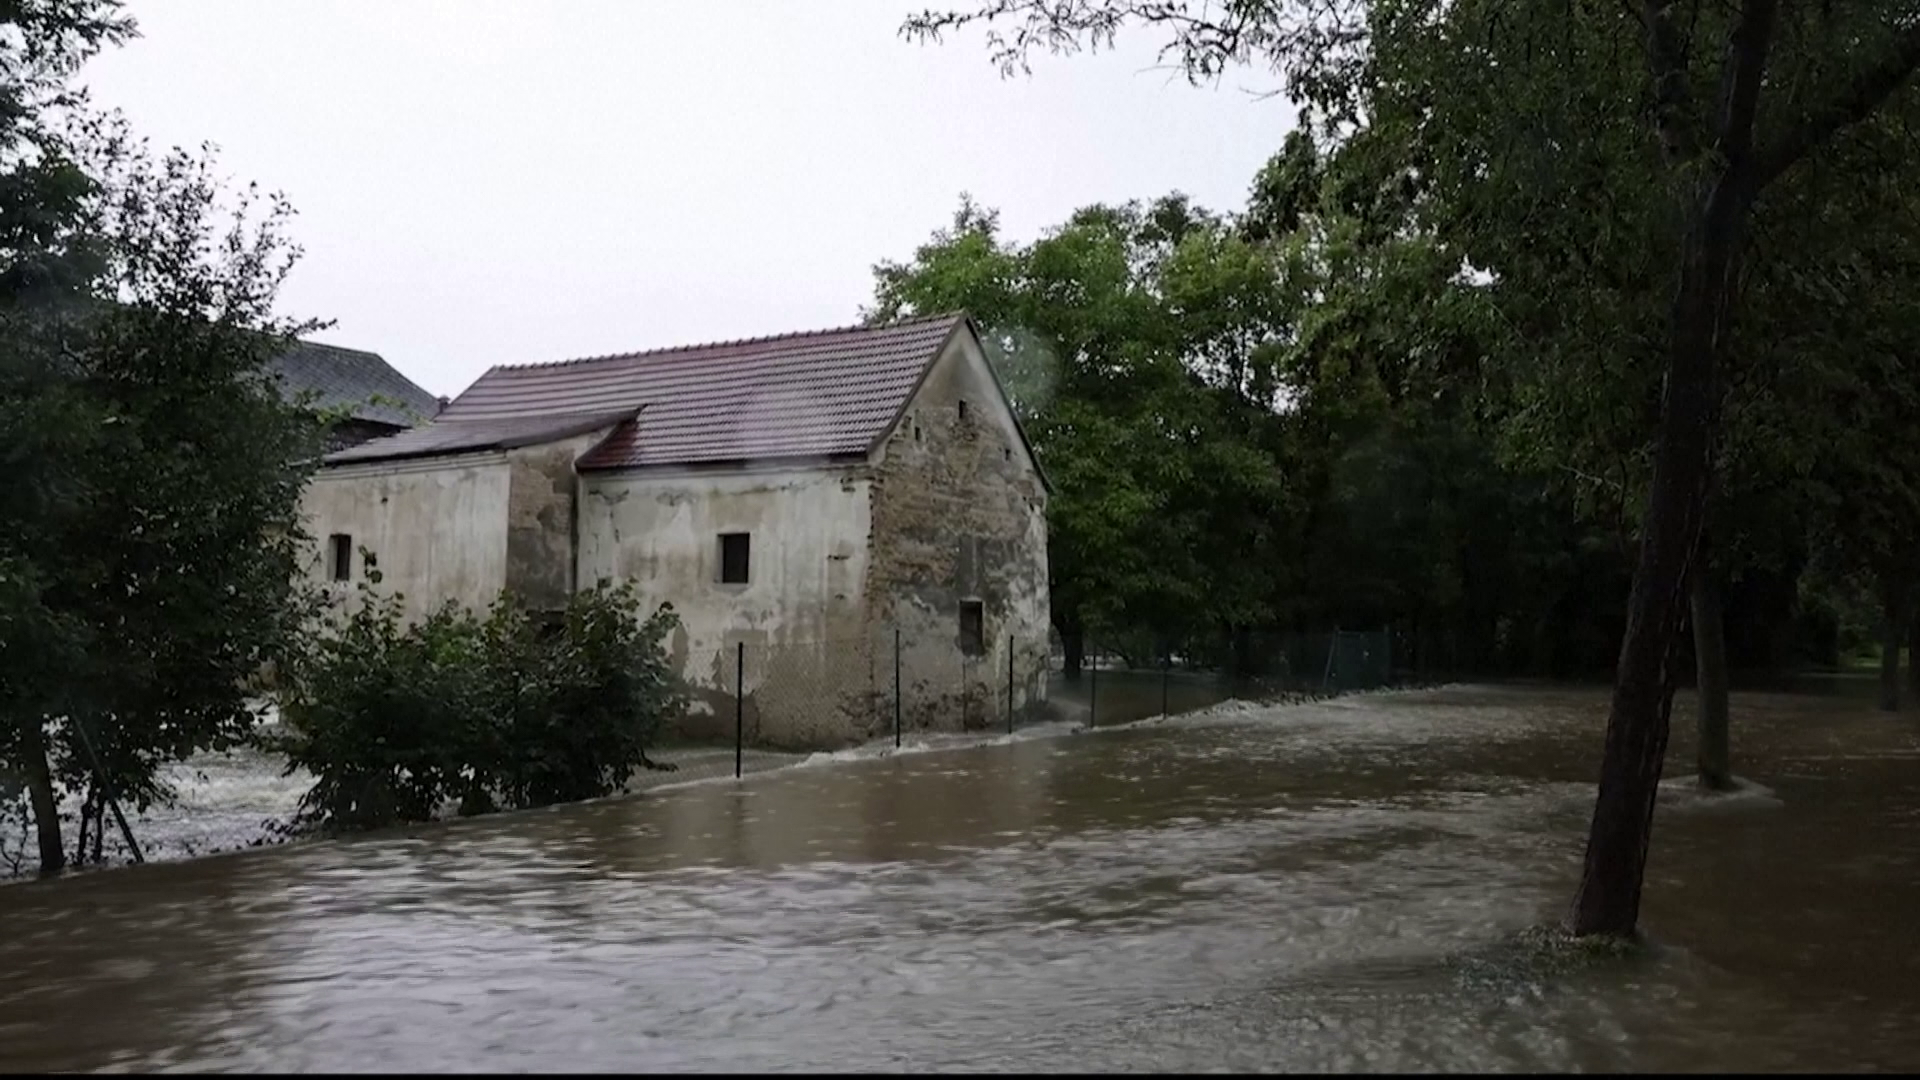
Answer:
871 194 1300 649
274 564 687 833
902 0 1920 671
870 160 1622 676
2 0 332 871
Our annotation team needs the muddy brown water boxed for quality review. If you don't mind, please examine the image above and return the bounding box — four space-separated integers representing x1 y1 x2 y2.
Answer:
2 681 1918 1072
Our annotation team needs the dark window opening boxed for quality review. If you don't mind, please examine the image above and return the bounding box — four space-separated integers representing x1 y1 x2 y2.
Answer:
328 534 352 582
1003 447 1012 462
719 532 751 584
960 600 985 656
913 422 922 442
957 399 970 422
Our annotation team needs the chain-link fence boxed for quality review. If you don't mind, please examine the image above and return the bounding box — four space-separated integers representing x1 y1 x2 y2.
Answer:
650 626 1411 768
1047 628 1408 728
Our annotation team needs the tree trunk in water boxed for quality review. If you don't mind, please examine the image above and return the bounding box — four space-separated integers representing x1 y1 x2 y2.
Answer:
1566 333 1711 939
1568 0 1776 931
1062 623 1084 682
17 715 65 875
1879 578 1906 713
1691 574 1733 791
1908 610 1920 700
1568 252 1739 935
73 786 93 868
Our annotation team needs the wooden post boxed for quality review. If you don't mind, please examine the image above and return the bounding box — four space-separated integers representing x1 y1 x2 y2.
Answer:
72 717 142 864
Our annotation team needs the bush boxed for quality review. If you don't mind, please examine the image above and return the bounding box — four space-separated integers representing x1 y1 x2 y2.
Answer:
274 564 686 833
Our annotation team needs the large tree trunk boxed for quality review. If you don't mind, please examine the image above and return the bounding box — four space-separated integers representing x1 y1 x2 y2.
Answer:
1566 323 1713 939
1567 0 1778 941
17 715 65 876
1691 573 1733 791
1878 576 1907 713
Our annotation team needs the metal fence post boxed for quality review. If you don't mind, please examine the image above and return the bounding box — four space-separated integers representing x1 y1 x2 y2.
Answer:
893 626 902 748
1007 635 1016 735
1162 650 1171 719
1088 641 1098 727
1322 626 1340 692
735 641 745 779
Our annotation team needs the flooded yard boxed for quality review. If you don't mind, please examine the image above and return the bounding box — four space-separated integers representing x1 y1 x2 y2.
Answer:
2 682 1918 1072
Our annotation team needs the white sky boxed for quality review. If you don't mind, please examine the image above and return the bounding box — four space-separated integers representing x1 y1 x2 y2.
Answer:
83 0 1295 399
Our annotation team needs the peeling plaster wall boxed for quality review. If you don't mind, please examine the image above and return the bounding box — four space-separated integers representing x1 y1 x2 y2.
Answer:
577 464 877 748
299 452 513 624
503 427 614 612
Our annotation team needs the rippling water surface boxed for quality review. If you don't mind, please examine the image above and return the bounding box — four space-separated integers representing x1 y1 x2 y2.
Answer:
3 683 1918 1072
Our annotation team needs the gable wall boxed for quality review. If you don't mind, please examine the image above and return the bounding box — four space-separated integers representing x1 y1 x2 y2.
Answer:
863 329 1051 735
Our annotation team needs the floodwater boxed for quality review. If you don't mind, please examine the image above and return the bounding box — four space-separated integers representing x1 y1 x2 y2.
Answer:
3 681 1919 1072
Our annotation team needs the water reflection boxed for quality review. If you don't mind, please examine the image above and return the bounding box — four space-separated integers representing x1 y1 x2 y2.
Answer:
2 685 1918 1071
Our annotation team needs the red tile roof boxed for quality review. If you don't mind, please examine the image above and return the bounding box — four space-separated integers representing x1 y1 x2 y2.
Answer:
433 313 967 471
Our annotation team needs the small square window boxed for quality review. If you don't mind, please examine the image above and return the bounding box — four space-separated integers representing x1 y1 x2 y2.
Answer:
328 534 352 582
719 532 751 584
960 599 985 656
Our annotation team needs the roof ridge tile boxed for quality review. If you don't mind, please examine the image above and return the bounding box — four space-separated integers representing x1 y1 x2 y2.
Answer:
490 312 963 372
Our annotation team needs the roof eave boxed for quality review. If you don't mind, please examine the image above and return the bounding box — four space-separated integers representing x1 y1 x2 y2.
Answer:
321 408 640 468
577 449 870 475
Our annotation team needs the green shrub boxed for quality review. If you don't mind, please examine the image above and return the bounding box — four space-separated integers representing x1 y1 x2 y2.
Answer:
274 563 685 833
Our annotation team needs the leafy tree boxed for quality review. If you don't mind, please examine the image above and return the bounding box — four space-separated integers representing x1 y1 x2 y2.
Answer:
1 0 326 873
275 568 686 832
870 197 1256 672
904 0 1920 939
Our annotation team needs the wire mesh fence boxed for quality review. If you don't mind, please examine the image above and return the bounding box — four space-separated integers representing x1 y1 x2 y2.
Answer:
650 625 1412 772
1044 628 1409 728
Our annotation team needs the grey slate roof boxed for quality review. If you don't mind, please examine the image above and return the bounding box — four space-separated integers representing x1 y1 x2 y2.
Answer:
270 341 441 428
324 409 639 466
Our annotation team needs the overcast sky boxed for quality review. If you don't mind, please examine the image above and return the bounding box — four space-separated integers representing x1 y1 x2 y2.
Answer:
82 0 1295 398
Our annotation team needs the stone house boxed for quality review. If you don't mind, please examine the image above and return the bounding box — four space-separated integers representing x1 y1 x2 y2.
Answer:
269 340 444 450
298 314 1052 749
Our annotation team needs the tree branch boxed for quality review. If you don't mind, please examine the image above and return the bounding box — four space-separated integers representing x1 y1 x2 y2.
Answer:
1710 0 1779 170
1644 0 1703 163
1752 22 1920 192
